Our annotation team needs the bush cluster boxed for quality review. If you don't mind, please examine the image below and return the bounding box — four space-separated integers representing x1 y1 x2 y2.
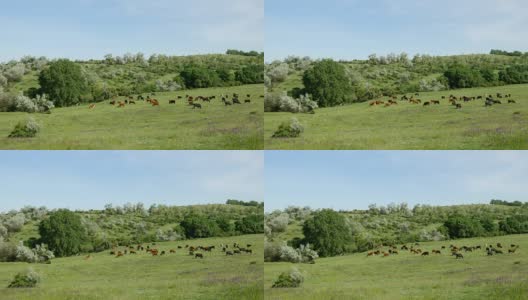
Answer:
272 118 304 138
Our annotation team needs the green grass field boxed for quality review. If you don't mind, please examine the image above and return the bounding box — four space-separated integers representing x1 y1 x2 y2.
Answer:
265 234 528 300
0 84 263 150
0 234 263 300
265 84 528 149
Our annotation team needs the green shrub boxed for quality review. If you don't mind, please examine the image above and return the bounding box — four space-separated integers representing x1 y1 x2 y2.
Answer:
272 268 304 288
8 268 40 288
39 209 88 257
302 59 353 107
39 59 89 107
8 118 40 138
272 118 304 138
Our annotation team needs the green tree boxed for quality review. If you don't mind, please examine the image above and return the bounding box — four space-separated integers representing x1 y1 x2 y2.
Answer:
302 59 353 107
38 59 88 107
235 64 264 84
443 65 485 89
443 215 485 239
235 214 264 234
180 215 220 238
180 66 221 88
38 209 87 257
302 209 352 257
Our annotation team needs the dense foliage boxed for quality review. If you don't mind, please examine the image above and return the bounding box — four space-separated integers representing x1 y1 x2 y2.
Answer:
302 59 353 107
0 51 262 109
38 209 88 257
266 201 528 258
38 59 89 107
1 202 263 258
266 51 528 108
302 209 352 257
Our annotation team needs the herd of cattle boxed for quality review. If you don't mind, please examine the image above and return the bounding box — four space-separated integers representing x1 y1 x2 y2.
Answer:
103 241 254 260
367 242 520 259
87 92 262 110
370 92 518 109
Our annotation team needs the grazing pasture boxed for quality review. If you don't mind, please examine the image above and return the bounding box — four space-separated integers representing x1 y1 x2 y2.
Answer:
265 234 528 300
0 234 263 300
265 84 528 149
0 84 263 150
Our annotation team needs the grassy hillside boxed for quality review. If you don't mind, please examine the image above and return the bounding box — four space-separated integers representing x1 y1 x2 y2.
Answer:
0 84 264 149
264 234 528 300
265 84 528 149
0 234 263 300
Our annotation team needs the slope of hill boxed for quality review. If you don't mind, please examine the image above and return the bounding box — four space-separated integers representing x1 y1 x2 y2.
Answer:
1 234 263 300
265 234 528 300
0 84 264 149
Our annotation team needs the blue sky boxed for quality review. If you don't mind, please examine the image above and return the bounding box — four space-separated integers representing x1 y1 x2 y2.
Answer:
0 151 263 212
0 0 263 62
265 151 528 212
265 0 528 61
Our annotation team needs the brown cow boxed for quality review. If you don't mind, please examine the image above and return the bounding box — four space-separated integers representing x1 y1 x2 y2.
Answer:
88 104 96 109
151 99 160 106
195 253 204 259
170 249 176 253
422 251 429 256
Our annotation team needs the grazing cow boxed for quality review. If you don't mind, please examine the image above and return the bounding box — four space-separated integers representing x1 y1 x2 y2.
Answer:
130 250 136 254
454 253 463 259
129 100 135 104
226 251 234 256
189 251 194 256
233 98 241 104
224 101 232 106
422 251 429 256
245 99 251 103
493 100 502 104
367 252 374 257
423 102 430 106
495 249 503 254
192 103 202 109
234 250 241 254
383 252 390 257
151 99 160 106
401 245 408 250
508 100 516 104
88 104 96 109
118 102 125 108
177 96 182 99
110 100 116 105
431 100 440 105
116 251 123 257
169 100 176 104
170 249 176 253
508 248 517 254
441 246 446 249
455 104 462 109
160 251 165 256
195 253 204 259
85 255 92 260
497 243 503 248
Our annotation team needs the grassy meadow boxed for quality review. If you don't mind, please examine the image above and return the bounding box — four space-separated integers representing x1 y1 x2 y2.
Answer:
0 84 264 150
0 234 263 300
265 234 528 300
265 84 528 150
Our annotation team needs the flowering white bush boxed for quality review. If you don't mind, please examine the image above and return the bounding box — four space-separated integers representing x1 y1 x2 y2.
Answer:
12 93 54 113
16 242 54 263
269 213 289 233
4 63 26 82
